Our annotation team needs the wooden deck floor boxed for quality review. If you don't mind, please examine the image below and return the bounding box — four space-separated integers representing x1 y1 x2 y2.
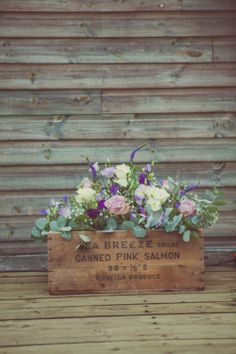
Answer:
0 265 236 354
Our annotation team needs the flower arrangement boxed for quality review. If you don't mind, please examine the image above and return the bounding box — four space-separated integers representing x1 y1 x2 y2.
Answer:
31 146 223 242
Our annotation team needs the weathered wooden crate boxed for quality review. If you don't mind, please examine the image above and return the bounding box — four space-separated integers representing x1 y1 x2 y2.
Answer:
48 230 204 295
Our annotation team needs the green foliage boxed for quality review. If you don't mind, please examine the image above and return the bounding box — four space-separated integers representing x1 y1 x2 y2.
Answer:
183 230 191 242
121 220 135 230
106 217 117 231
31 226 42 238
35 218 47 230
132 225 146 238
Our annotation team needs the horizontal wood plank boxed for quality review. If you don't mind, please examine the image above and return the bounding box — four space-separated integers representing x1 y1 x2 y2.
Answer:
182 0 236 10
0 211 235 241
0 90 101 115
0 13 236 38
214 38 236 62
1 339 236 354
0 188 234 216
0 38 213 64
1 63 236 89
0 0 182 12
0 313 235 346
102 88 236 113
1 0 236 12
0 140 235 165
0 161 235 190
0 113 235 141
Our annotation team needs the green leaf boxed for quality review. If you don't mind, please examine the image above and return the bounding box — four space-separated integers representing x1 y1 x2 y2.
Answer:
191 231 200 239
179 224 186 234
35 217 47 230
60 226 72 232
41 230 48 237
49 221 60 232
79 234 91 244
191 215 200 224
165 208 173 218
120 220 134 230
183 230 191 242
31 226 42 238
57 216 67 228
145 204 153 215
204 190 216 202
60 231 72 240
106 217 117 231
213 199 225 206
132 225 146 238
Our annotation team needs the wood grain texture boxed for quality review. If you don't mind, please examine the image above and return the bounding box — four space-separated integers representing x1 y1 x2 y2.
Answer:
182 0 236 10
1 63 236 89
0 0 183 12
0 38 213 64
0 140 235 165
213 38 236 62
0 13 236 38
0 113 235 141
0 161 235 191
102 88 236 113
0 90 101 115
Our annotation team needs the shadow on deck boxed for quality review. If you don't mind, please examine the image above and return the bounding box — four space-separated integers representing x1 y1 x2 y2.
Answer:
0 265 236 354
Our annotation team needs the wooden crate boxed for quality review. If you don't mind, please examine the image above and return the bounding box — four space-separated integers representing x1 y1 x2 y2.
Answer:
48 230 204 295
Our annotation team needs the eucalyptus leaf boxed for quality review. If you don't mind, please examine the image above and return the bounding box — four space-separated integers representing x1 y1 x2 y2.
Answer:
49 221 60 232
132 225 146 238
31 226 42 238
35 217 47 230
179 224 186 234
60 226 72 232
183 230 191 242
79 234 91 244
121 220 134 230
106 217 117 231
57 216 67 228
60 231 72 240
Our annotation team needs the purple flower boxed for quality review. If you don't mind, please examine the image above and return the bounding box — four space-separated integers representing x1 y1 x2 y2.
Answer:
87 159 98 178
175 201 181 208
63 195 69 204
130 144 146 163
86 208 99 219
40 209 49 216
58 206 71 218
184 183 199 193
179 189 186 197
98 199 106 210
145 163 152 173
139 173 147 185
138 205 146 217
134 194 144 205
101 167 115 178
110 183 119 195
156 211 165 228
130 212 137 220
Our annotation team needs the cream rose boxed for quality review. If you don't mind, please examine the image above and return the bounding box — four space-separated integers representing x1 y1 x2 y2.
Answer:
76 187 96 203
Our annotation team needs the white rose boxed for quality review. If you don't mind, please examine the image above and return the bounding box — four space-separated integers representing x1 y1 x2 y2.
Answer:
115 178 128 187
147 198 161 212
145 186 170 204
76 187 96 203
115 164 130 179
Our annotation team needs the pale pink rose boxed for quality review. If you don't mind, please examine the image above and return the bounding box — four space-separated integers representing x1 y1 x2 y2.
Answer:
81 177 93 188
179 199 196 216
161 179 170 190
105 195 130 216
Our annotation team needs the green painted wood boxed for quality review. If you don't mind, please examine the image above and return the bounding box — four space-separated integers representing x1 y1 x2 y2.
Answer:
1 63 236 89
0 212 235 241
0 188 234 217
102 88 236 114
0 38 212 64
0 113 235 141
0 13 236 38
214 38 236 62
0 161 235 191
0 90 101 115
0 140 235 165
0 0 182 12
182 0 236 10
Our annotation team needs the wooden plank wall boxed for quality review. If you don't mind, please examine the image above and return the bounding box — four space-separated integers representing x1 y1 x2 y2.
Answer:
0 0 236 270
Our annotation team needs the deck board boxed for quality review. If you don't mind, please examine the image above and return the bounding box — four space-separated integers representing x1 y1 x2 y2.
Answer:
0 266 235 353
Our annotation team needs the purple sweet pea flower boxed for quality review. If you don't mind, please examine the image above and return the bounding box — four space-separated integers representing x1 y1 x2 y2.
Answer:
129 144 146 163
87 208 99 219
98 199 106 210
40 209 49 216
139 173 147 185
110 183 119 195
101 167 115 178
63 195 69 204
184 183 199 193
145 163 152 173
58 206 71 218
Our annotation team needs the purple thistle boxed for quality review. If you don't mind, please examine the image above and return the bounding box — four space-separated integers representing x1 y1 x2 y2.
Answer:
98 199 106 210
110 183 119 195
40 209 49 216
87 208 99 219
130 144 146 163
139 173 147 185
